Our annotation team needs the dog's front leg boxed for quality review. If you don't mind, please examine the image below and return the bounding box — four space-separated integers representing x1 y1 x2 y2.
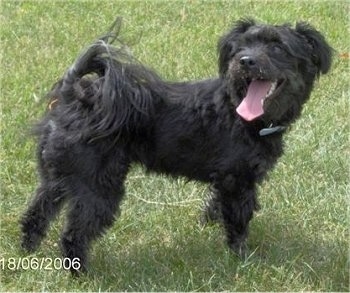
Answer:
200 186 223 225
215 177 258 257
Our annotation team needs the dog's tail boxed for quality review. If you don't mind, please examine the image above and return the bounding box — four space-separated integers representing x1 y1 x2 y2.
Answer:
51 18 163 142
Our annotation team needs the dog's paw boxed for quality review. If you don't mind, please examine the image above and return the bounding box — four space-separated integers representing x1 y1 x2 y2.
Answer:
228 240 248 259
21 232 42 252
70 263 87 277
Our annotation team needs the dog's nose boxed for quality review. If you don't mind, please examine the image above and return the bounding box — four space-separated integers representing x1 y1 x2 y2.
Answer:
239 56 256 68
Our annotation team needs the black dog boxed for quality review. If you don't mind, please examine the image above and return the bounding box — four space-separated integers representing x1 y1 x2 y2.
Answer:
21 18 332 273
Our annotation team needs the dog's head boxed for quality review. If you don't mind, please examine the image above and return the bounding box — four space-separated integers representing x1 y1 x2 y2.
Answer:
218 19 333 123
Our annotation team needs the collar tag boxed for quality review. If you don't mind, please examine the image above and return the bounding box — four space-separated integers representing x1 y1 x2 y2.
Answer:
259 125 286 136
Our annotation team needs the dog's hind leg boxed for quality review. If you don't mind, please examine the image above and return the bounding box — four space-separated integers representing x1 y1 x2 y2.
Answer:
21 181 66 252
60 151 129 274
21 135 67 252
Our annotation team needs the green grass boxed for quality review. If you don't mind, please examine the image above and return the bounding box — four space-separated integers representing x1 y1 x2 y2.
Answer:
1 0 348 291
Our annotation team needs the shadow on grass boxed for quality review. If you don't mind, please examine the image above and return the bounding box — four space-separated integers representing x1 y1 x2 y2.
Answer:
84 213 348 291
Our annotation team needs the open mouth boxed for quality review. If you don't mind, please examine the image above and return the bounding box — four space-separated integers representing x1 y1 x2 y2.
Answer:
236 78 285 121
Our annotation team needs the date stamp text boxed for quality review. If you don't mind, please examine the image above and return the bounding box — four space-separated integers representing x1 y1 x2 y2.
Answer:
0 257 81 271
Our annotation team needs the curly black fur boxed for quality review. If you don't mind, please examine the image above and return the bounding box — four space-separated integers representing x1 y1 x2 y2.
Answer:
21 18 333 273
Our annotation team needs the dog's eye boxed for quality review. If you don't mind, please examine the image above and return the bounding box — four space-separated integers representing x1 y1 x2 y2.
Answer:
271 44 284 54
229 47 241 58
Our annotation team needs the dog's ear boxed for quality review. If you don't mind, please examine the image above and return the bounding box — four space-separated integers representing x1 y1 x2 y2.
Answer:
295 22 333 76
218 18 255 76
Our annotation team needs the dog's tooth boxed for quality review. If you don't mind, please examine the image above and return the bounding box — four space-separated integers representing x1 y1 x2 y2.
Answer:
267 81 278 97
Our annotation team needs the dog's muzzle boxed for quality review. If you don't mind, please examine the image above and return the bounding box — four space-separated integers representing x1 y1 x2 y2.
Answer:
232 55 286 122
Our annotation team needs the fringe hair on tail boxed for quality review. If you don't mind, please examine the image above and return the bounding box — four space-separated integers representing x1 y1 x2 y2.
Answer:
49 17 163 142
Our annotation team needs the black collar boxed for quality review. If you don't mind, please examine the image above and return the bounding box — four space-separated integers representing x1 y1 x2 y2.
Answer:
259 124 287 136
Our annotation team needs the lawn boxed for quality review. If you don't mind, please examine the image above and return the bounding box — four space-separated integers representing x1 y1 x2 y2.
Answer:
0 0 348 291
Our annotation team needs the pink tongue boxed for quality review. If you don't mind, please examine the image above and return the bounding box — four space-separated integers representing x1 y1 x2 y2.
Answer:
236 80 272 121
